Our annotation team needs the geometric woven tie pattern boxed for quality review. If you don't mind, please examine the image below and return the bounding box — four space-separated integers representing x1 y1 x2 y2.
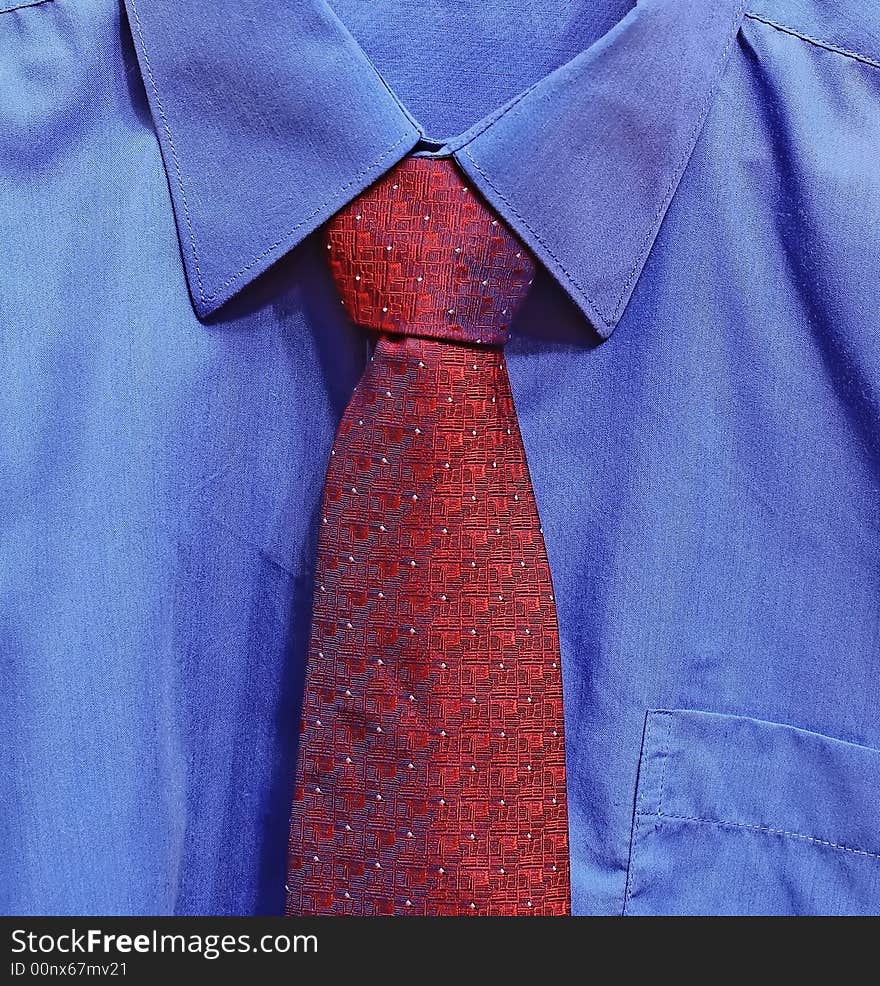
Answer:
286 156 571 915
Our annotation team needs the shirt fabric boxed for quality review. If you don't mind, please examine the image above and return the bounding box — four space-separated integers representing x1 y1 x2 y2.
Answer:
2 0 879 916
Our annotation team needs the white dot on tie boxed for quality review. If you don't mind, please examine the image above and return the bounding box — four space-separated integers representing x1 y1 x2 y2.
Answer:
348 554 354 562
386 245 392 251
417 276 424 283
471 430 477 437
447 396 453 403
382 306 388 313
386 390 392 397
354 275 361 282
423 215 430 221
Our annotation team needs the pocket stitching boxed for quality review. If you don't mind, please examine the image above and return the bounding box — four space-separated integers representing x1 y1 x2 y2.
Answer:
641 810 880 863
623 709 673 915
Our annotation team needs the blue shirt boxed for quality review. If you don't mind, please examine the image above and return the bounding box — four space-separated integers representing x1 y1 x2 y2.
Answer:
2 0 879 916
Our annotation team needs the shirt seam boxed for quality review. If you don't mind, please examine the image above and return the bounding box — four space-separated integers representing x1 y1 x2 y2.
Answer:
0 0 53 13
744 11 880 72
637 808 880 863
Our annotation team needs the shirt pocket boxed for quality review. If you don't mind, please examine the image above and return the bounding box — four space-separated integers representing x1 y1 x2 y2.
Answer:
624 709 880 915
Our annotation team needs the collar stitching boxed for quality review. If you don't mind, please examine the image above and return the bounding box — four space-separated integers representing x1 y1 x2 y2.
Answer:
461 146 610 327
606 0 747 325
129 0 206 300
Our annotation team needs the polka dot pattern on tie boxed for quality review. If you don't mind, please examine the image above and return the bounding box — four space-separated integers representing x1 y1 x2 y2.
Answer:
287 156 570 916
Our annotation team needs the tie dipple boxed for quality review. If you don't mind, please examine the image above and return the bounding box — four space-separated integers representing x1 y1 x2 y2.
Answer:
286 157 570 915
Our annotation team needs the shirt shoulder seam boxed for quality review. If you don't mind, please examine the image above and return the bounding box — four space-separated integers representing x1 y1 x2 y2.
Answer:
745 11 880 73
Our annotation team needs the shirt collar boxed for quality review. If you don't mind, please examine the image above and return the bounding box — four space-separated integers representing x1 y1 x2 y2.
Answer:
125 0 745 335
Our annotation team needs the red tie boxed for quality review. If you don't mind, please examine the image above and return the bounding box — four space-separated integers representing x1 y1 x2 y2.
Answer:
286 156 570 916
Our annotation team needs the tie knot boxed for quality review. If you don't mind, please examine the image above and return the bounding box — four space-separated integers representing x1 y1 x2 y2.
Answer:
325 157 534 345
